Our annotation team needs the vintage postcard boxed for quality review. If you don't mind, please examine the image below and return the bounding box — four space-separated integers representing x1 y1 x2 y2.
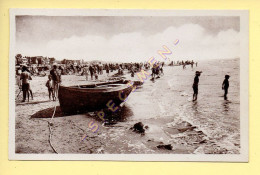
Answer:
9 9 248 161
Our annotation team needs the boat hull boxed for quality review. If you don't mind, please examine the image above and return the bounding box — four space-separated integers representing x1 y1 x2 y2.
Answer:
58 81 132 115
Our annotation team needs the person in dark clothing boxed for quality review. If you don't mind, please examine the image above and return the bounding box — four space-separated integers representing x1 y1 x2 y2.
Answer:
89 65 94 80
192 71 202 101
105 64 110 76
222 75 230 100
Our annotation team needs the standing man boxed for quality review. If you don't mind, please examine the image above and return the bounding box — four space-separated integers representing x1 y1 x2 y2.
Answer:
89 64 94 80
192 71 202 101
50 65 61 100
222 75 230 100
20 66 32 102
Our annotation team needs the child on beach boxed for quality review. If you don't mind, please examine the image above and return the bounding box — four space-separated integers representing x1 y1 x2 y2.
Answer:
222 75 230 100
46 75 54 101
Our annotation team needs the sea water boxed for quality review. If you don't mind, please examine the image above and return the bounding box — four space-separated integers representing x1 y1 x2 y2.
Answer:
101 58 240 154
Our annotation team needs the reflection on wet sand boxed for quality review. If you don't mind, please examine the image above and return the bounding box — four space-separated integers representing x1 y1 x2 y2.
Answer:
222 100 231 114
192 101 199 115
103 105 134 125
16 58 240 154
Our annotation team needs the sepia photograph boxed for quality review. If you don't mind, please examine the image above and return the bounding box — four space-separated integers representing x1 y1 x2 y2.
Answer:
9 9 248 161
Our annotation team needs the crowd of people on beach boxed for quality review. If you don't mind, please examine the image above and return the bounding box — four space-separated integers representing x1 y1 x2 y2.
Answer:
16 59 230 103
16 61 153 102
16 65 61 102
169 60 198 69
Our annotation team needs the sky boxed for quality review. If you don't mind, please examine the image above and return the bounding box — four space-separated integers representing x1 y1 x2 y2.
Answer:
15 16 240 62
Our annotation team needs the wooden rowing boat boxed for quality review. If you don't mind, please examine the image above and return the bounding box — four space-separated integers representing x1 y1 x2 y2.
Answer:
58 80 133 115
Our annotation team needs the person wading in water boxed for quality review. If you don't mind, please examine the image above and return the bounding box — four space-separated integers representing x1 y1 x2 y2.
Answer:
192 71 202 101
222 75 230 100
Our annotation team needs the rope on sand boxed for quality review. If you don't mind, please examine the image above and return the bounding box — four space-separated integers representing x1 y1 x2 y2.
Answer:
48 121 58 154
50 84 60 123
47 84 60 154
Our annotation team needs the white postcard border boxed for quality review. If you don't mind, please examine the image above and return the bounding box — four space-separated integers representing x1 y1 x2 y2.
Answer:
9 9 249 161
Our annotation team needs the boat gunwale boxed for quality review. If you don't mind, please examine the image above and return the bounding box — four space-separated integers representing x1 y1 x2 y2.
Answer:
59 83 131 93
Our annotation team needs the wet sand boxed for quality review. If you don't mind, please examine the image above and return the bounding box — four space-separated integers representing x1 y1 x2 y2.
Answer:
15 58 240 154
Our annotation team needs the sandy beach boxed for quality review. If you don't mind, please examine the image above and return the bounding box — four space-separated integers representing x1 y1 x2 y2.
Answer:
15 58 240 154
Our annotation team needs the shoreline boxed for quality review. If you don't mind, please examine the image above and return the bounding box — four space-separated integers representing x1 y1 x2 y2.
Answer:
15 59 240 154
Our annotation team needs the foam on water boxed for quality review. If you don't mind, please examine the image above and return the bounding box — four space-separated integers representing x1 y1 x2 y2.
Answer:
171 59 240 153
146 58 240 154
100 58 240 154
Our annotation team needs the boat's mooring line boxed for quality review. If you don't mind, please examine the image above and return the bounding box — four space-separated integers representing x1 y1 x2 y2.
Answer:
48 83 60 154
50 84 60 123
48 121 58 154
